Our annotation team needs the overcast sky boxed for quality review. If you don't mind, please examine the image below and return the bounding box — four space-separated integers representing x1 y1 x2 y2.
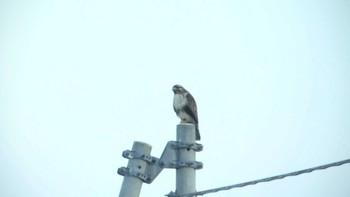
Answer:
1 1 350 196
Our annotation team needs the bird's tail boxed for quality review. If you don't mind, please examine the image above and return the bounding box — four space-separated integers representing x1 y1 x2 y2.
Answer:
195 125 201 141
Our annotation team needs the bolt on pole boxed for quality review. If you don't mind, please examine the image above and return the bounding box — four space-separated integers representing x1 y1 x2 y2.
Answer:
176 123 196 196
119 141 152 197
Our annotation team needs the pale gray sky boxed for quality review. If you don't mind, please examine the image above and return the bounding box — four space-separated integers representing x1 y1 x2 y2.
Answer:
1 1 350 196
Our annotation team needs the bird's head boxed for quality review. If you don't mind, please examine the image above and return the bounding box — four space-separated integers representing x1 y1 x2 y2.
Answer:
172 84 185 94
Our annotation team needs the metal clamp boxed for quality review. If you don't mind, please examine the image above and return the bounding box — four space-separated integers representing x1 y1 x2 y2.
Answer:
170 141 203 152
117 167 151 183
168 160 203 169
122 150 158 164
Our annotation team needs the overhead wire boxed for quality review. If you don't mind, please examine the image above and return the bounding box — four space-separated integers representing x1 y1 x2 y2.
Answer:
172 158 350 197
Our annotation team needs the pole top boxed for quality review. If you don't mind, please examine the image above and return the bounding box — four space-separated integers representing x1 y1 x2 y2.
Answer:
177 123 196 143
133 141 152 148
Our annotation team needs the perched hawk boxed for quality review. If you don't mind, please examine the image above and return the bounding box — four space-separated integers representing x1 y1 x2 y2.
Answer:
172 84 200 140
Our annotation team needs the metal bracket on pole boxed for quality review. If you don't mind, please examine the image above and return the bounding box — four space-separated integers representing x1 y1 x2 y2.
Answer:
170 141 203 151
169 161 203 169
158 141 202 168
118 167 151 183
122 150 159 164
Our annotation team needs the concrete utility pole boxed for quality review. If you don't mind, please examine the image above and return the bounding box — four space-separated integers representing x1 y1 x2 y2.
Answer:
176 123 197 196
119 142 152 197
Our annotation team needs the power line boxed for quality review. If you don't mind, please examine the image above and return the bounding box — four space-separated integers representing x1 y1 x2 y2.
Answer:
176 158 350 197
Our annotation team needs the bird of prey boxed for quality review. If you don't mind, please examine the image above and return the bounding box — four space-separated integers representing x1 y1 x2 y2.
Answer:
172 84 200 140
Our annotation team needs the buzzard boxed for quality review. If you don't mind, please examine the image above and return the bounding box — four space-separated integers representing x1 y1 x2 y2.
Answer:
172 84 200 140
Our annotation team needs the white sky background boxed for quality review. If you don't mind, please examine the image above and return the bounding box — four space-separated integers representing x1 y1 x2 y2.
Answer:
1 0 350 196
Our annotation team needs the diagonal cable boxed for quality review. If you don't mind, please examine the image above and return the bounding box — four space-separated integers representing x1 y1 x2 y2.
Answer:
177 158 350 197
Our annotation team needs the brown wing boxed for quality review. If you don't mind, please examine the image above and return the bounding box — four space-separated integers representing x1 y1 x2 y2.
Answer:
184 92 198 124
